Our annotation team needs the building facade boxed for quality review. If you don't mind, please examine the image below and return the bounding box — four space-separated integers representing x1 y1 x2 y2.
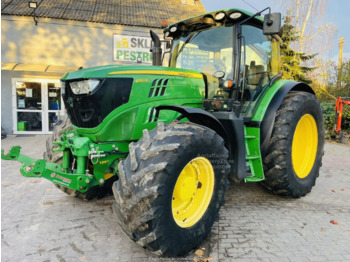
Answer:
1 0 205 135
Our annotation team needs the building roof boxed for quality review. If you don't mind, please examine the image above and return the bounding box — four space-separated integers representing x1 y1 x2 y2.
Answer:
1 0 206 28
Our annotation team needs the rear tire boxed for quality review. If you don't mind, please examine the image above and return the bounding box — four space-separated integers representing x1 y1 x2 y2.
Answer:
262 91 325 198
44 116 117 200
113 122 230 257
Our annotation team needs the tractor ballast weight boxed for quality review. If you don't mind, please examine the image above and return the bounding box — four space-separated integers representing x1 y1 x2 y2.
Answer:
2 7 325 257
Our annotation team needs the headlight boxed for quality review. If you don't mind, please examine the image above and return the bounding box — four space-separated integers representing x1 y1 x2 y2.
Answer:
70 79 100 95
170 26 177 33
229 12 242 19
215 12 226 21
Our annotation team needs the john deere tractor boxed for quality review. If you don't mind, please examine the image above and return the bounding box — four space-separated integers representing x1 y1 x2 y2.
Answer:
2 7 324 257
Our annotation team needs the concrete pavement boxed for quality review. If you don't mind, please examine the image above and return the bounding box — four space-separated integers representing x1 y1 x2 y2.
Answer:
1 135 350 262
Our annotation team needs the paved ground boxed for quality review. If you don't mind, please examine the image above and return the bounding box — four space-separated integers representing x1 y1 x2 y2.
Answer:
1 135 350 262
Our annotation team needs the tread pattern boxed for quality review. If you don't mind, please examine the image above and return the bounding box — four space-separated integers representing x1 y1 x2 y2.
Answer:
262 91 325 198
113 122 230 257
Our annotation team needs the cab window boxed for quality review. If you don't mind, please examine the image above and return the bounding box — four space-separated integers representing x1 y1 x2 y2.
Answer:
240 25 271 118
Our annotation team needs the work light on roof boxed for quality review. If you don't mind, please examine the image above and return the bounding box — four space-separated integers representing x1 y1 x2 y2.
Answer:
215 12 225 21
170 26 177 33
229 12 242 19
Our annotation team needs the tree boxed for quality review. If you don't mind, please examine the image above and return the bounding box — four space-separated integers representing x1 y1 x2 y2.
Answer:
310 58 335 102
311 59 350 103
278 0 335 56
280 15 316 84
328 60 350 98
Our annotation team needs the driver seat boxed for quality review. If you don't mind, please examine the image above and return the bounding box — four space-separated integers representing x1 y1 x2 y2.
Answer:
247 62 265 90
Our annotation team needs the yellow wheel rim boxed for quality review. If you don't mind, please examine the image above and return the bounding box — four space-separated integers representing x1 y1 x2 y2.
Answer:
172 157 215 228
292 114 318 179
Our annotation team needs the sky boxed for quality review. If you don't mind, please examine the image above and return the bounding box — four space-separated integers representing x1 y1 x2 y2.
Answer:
201 0 350 61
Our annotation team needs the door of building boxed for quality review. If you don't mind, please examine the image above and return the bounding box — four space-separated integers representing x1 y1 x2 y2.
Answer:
12 78 65 134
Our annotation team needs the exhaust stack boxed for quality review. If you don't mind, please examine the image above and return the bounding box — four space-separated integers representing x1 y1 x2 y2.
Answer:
150 30 162 66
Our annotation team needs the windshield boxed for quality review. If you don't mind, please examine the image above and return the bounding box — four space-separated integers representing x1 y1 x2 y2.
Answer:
170 25 234 82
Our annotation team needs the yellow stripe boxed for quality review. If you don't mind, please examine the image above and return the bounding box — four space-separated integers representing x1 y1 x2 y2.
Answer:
108 70 203 79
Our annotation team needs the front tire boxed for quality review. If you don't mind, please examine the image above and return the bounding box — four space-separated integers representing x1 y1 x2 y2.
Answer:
113 122 230 257
262 91 325 198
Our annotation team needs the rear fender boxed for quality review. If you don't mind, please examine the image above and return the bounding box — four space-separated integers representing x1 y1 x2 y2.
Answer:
253 81 315 159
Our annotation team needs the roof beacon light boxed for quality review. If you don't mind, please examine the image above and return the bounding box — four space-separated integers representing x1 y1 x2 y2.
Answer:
230 12 242 19
161 20 168 28
215 12 225 21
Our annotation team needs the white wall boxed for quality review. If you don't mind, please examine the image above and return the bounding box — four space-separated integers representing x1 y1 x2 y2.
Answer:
1 15 163 67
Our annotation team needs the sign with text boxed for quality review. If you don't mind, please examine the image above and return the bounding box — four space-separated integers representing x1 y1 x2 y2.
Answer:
113 35 153 63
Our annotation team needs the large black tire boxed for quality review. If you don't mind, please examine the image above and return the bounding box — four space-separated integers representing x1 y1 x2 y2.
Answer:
44 116 117 200
113 122 230 257
262 91 325 198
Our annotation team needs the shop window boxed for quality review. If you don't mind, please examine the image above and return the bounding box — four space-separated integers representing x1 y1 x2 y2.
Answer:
13 79 64 134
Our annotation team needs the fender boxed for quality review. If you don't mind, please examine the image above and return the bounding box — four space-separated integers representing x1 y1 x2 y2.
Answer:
256 81 315 159
155 105 229 148
155 105 248 179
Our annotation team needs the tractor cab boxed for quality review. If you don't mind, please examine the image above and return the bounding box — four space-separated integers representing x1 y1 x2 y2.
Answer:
163 8 282 119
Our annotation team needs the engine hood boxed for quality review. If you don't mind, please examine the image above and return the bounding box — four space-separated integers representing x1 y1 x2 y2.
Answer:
62 65 203 81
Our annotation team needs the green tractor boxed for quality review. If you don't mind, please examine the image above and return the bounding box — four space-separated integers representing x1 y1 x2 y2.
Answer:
2 7 324 257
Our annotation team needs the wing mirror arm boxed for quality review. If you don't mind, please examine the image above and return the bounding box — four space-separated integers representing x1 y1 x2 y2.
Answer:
238 7 281 36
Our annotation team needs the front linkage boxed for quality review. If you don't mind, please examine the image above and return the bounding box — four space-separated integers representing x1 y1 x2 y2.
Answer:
1 130 126 193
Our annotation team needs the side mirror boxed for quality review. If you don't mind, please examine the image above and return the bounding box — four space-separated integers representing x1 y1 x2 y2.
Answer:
263 13 281 35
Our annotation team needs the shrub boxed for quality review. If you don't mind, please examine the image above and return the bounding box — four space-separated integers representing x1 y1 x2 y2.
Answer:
321 102 335 132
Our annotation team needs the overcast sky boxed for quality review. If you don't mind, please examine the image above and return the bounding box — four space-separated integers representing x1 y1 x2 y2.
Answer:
201 0 350 61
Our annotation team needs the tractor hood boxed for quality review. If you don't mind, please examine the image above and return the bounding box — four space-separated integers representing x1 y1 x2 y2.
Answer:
62 65 203 80
61 65 206 136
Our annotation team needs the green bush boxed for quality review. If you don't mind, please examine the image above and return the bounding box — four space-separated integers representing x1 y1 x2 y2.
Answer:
321 102 335 132
342 103 350 131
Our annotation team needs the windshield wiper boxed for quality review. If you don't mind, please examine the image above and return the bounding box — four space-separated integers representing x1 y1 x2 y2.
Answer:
174 31 201 61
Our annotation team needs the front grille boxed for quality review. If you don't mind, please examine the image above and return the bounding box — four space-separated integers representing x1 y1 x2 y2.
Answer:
63 78 133 128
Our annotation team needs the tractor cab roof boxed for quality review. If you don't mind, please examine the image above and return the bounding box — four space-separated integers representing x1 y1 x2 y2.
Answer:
164 8 264 39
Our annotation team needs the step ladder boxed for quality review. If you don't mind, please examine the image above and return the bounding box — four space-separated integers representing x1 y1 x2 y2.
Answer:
244 126 265 182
